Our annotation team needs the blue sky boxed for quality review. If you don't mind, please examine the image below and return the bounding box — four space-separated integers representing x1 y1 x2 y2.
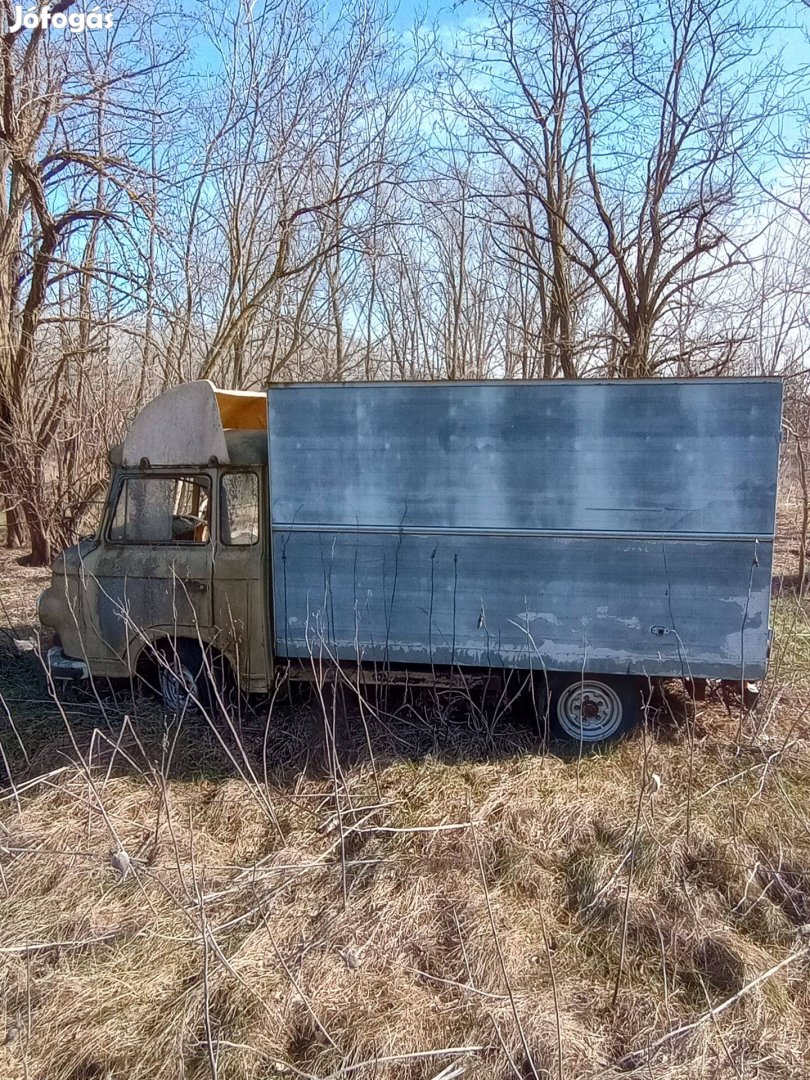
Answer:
175 0 810 96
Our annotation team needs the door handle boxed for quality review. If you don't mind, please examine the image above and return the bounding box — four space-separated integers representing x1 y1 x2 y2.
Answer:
183 580 207 594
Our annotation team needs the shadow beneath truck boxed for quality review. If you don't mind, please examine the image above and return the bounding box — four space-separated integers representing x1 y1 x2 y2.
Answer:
0 660 540 786
0 641 705 790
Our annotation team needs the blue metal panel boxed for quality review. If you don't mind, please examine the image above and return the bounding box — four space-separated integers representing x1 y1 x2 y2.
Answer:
271 533 771 679
269 381 781 536
267 380 782 679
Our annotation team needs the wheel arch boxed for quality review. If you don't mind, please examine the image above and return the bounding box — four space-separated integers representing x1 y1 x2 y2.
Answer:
131 628 236 686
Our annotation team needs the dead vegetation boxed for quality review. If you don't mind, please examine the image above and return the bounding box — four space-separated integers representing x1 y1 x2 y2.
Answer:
0 537 809 1080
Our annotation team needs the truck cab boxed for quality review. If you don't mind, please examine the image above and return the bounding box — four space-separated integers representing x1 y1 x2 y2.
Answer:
38 381 274 702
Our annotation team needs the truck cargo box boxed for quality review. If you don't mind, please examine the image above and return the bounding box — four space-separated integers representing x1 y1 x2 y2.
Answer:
267 379 782 680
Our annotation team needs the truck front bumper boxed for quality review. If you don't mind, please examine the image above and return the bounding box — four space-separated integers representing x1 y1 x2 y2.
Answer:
46 646 88 681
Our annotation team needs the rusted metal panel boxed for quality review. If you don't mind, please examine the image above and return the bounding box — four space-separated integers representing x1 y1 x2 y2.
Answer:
268 380 782 680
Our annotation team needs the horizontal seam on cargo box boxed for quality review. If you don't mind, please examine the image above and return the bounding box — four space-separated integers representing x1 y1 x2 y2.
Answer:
269 524 772 542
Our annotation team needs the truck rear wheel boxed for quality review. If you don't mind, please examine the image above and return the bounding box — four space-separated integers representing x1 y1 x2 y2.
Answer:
550 674 641 745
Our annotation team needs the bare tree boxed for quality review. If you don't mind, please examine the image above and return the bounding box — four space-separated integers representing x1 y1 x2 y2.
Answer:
446 0 588 376
449 0 785 377
0 0 183 562
164 0 423 389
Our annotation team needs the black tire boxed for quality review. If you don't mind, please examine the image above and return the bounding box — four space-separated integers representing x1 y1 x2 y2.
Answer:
549 673 641 746
157 639 232 716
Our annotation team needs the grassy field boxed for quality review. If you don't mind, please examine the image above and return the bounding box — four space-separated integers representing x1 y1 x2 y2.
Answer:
0 535 809 1079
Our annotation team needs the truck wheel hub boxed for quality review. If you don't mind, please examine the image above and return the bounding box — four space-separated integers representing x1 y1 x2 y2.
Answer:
160 662 197 713
556 681 623 742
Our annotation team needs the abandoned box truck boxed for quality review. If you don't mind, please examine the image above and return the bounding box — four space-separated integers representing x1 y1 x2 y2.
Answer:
38 377 783 744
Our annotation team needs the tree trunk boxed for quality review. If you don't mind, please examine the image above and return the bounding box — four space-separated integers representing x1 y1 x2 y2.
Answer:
20 508 51 566
621 321 653 378
2 498 24 548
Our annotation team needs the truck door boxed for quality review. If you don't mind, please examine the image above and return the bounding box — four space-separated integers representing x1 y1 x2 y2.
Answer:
213 469 268 690
85 472 214 661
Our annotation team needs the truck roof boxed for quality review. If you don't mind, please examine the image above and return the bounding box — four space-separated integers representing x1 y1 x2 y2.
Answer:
120 381 265 467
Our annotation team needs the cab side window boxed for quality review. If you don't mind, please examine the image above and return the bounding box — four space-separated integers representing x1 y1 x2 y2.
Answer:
109 475 211 544
220 472 259 545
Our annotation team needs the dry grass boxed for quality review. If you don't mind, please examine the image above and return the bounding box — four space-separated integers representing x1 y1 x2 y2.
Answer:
1 526 810 1079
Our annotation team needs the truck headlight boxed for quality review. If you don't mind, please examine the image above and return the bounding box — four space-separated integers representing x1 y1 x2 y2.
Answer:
37 587 59 630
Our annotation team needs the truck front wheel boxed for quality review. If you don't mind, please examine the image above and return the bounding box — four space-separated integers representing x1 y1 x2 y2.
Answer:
550 674 641 745
156 639 233 716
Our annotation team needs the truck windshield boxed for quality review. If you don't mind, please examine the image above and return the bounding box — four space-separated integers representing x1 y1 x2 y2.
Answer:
109 475 211 544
